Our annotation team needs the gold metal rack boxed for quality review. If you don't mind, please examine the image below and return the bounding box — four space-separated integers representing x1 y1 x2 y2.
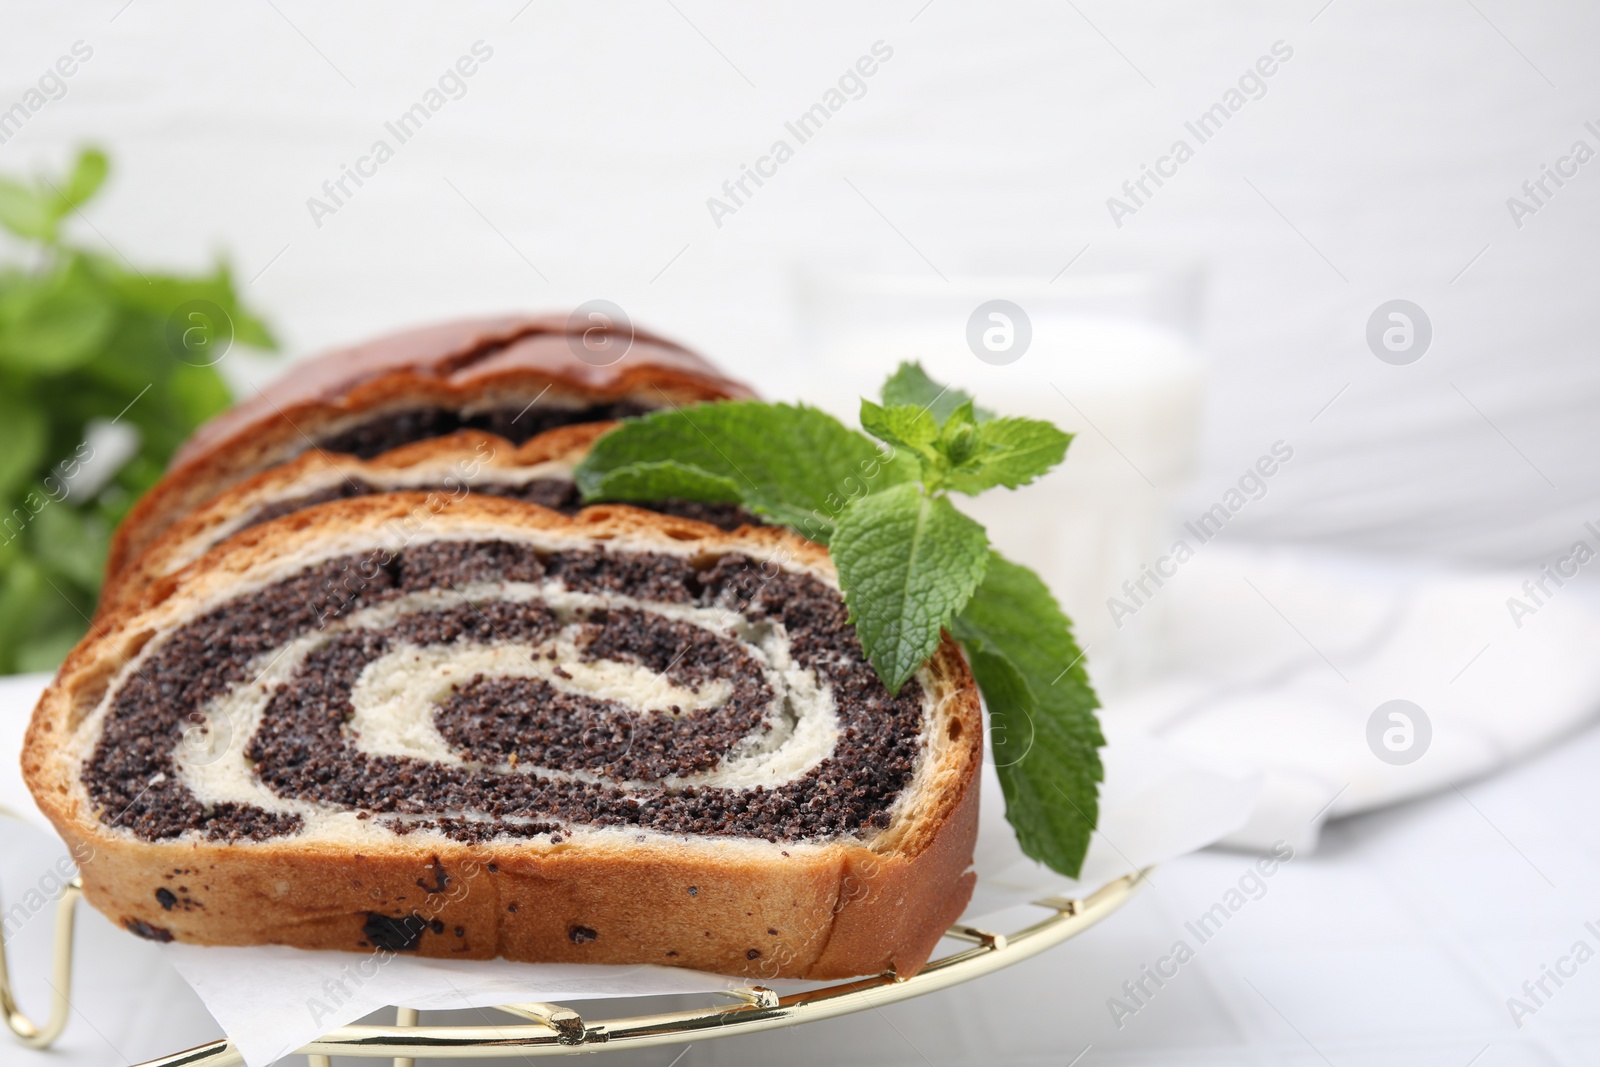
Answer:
3 854 1146 1066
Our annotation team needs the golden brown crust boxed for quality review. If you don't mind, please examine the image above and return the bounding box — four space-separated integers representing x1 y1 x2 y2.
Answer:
106 314 754 579
27 497 980 980
97 424 614 619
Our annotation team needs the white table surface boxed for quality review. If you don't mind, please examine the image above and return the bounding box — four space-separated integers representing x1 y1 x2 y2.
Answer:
5 703 1598 1066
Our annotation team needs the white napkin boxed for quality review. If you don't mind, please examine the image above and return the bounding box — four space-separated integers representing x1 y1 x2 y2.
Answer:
965 722 1257 918
1111 544 1600 853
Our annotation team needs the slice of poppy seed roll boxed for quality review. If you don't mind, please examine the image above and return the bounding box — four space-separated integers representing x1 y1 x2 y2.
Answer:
26 496 981 980
106 313 755 581
97 424 760 619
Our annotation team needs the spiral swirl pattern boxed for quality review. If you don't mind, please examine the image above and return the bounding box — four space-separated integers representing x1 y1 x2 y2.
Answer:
83 540 929 847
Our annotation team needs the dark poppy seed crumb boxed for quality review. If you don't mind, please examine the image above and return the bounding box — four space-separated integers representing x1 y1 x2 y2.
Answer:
241 457 761 533
767 928 778 935
125 919 173 942
363 913 428 952
416 861 450 894
314 402 654 460
687 886 698 895
747 949 761 960
155 888 177 911
569 925 598 944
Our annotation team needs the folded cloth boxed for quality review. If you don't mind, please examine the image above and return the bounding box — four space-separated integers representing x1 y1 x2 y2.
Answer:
1109 543 1600 853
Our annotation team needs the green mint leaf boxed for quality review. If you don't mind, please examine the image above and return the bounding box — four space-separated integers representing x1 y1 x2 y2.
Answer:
943 416 1073 495
0 397 47 499
575 401 913 544
953 551 1103 877
0 259 116 373
0 178 54 241
879 361 994 424
15 626 84 674
859 399 940 461
167 362 237 426
30 501 108 591
584 460 744 505
934 400 982 469
830 483 989 694
0 560 54 670
106 261 279 351
51 148 109 218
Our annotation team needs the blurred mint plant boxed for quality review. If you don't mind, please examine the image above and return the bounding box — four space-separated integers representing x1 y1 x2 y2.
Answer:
0 147 276 673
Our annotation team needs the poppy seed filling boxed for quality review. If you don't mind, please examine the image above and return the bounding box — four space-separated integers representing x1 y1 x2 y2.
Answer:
315 402 653 459
238 478 760 536
83 542 926 846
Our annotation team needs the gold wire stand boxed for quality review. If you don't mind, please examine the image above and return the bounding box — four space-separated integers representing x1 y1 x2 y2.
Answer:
3 852 1146 1066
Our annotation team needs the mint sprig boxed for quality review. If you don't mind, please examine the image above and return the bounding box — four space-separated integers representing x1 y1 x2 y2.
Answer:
0 147 277 674
575 362 1104 877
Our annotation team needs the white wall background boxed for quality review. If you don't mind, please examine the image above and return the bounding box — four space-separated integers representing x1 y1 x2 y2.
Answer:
3 0 1597 567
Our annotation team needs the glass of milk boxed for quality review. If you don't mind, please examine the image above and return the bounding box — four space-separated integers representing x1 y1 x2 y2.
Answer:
793 263 1206 697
